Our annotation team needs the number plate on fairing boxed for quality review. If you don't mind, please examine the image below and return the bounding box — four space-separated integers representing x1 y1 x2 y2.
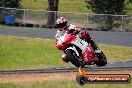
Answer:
71 36 88 53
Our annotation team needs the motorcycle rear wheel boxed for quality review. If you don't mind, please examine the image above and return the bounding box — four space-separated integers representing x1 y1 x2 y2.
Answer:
95 51 107 66
65 49 84 68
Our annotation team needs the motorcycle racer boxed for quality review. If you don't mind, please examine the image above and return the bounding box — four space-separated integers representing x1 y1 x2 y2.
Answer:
55 17 101 63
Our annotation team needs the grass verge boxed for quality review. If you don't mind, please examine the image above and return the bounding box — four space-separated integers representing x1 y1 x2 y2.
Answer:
0 35 132 70
0 80 131 88
0 70 132 88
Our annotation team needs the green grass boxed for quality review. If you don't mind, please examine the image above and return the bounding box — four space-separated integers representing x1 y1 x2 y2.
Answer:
59 0 91 13
20 0 92 13
0 80 131 88
0 35 132 70
20 0 132 14
99 44 132 61
0 35 65 70
21 0 48 10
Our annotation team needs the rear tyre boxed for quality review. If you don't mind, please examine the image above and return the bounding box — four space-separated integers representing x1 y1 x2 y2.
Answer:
95 51 107 66
65 49 84 68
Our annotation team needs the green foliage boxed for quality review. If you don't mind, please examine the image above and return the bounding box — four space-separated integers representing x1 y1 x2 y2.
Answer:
1 0 22 8
86 0 125 15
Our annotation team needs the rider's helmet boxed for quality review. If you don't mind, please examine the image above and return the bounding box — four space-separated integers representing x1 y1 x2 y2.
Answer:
56 17 67 30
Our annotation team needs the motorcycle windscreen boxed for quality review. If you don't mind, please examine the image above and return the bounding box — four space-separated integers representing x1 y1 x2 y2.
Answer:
55 30 66 40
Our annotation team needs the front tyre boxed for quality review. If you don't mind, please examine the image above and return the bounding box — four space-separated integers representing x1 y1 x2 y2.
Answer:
65 49 84 67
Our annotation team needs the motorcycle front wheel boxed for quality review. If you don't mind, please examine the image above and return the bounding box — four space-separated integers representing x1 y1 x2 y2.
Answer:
65 49 84 68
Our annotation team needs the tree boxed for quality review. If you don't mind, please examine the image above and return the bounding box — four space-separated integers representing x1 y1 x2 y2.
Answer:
86 0 125 15
85 0 125 31
128 0 132 3
47 0 59 27
0 0 21 8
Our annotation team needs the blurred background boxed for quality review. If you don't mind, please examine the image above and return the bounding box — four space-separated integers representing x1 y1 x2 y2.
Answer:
0 0 132 31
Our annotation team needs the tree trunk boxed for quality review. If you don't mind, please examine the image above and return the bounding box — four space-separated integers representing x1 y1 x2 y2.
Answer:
47 0 59 27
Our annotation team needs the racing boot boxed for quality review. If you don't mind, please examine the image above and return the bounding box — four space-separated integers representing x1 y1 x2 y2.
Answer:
62 54 69 63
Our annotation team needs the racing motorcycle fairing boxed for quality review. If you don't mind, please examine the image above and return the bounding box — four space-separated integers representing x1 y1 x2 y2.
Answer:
56 32 76 50
82 45 95 64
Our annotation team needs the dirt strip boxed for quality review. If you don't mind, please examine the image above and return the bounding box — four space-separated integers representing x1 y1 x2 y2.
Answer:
0 72 76 83
0 70 131 84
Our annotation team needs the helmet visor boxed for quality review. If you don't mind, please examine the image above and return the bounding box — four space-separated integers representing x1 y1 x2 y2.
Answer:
57 24 65 28
56 22 67 28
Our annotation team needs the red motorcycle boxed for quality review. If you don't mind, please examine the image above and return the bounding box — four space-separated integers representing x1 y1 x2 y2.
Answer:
55 30 107 68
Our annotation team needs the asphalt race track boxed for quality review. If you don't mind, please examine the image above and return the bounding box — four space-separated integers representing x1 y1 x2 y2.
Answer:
0 60 132 74
0 28 132 73
0 28 132 47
